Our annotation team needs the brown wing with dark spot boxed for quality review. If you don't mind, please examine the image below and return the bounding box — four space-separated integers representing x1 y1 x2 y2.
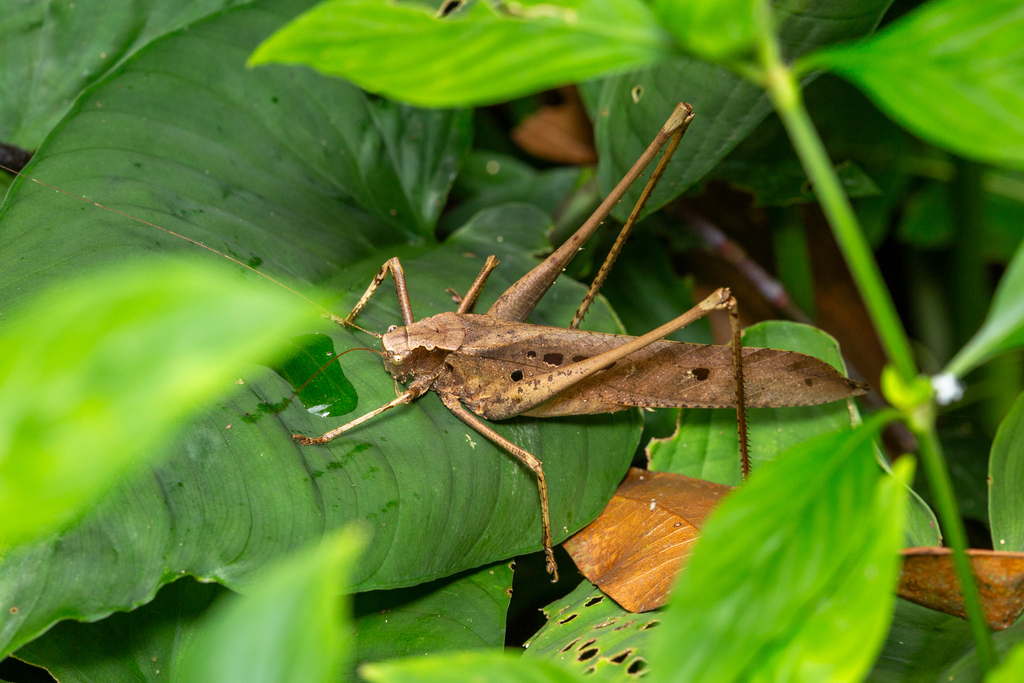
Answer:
430 315 866 420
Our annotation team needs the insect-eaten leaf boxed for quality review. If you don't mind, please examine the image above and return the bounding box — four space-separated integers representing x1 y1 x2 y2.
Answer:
897 547 1024 630
564 468 732 612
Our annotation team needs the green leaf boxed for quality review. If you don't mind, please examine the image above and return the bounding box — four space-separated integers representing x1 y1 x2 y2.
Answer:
945 234 1024 376
800 0 1024 169
174 526 366 683
248 0 673 108
987 635 1024 683
360 651 580 683
653 0 758 63
16 562 512 681
0 0 637 658
648 414 908 683
0 259 308 544
522 580 659 679
592 0 896 222
989 390 1024 552
938 619 1024 683
352 561 514 665
865 598 973 682
0 0 251 149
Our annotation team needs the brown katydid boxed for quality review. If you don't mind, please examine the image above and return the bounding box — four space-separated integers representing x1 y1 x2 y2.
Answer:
291 102 868 580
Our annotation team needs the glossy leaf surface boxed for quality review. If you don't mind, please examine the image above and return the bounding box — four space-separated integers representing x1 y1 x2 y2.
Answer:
0 0 637 658
990 391 1024 553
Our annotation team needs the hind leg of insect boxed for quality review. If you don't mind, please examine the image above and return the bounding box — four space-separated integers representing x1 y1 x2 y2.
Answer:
438 393 558 581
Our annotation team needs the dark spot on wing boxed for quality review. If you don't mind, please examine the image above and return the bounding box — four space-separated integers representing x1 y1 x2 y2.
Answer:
543 353 563 366
692 367 710 381
804 378 814 387
510 369 524 382
572 355 589 363
526 350 536 358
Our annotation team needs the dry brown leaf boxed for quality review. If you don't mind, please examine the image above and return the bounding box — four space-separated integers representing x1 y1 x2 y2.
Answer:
511 87 598 165
563 467 733 612
898 547 1024 630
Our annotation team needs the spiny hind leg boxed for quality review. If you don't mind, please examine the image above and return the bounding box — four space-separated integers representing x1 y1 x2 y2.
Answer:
439 393 558 582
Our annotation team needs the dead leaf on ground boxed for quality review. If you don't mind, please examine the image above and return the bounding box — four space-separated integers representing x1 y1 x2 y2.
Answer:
563 467 733 612
898 547 1024 630
511 87 598 165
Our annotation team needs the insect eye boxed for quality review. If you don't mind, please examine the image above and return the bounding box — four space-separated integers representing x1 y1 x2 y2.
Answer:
387 325 398 333
392 355 403 365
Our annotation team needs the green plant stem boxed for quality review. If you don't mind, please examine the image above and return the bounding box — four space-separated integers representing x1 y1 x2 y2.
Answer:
912 425 997 671
750 4 997 670
765 68 917 383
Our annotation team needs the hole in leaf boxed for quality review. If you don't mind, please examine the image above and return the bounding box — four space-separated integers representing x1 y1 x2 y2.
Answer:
572 355 589 362
584 596 604 607
641 620 660 630
692 367 710 381
543 352 564 366
610 649 633 664
627 658 648 675
560 638 580 653
578 648 599 662
558 613 578 625
578 639 596 649
526 350 536 358
510 369 524 382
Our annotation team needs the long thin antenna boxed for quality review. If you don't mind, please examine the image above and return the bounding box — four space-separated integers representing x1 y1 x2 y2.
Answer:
0 162 343 322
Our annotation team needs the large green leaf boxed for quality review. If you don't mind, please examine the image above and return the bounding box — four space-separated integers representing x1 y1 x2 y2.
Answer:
0 0 638 658
648 415 909 683
938 620 1024 683
0 259 310 545
989 390 1024 553
16 561 512 681
247 0 673 108
593 0 895 222
0 0 251 149
800 0 1024 170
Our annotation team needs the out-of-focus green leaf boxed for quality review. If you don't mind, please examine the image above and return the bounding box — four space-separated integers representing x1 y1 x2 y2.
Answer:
653 0 758 63
0 259 308 544
987 636 1024 683
946 235 1024 376
248 0 673 108
648 414 908 683
522 580 658 679
989 391 1024 553
360 651 579 683
174 526 365 683
801 0 1024 169
896 181 954 248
